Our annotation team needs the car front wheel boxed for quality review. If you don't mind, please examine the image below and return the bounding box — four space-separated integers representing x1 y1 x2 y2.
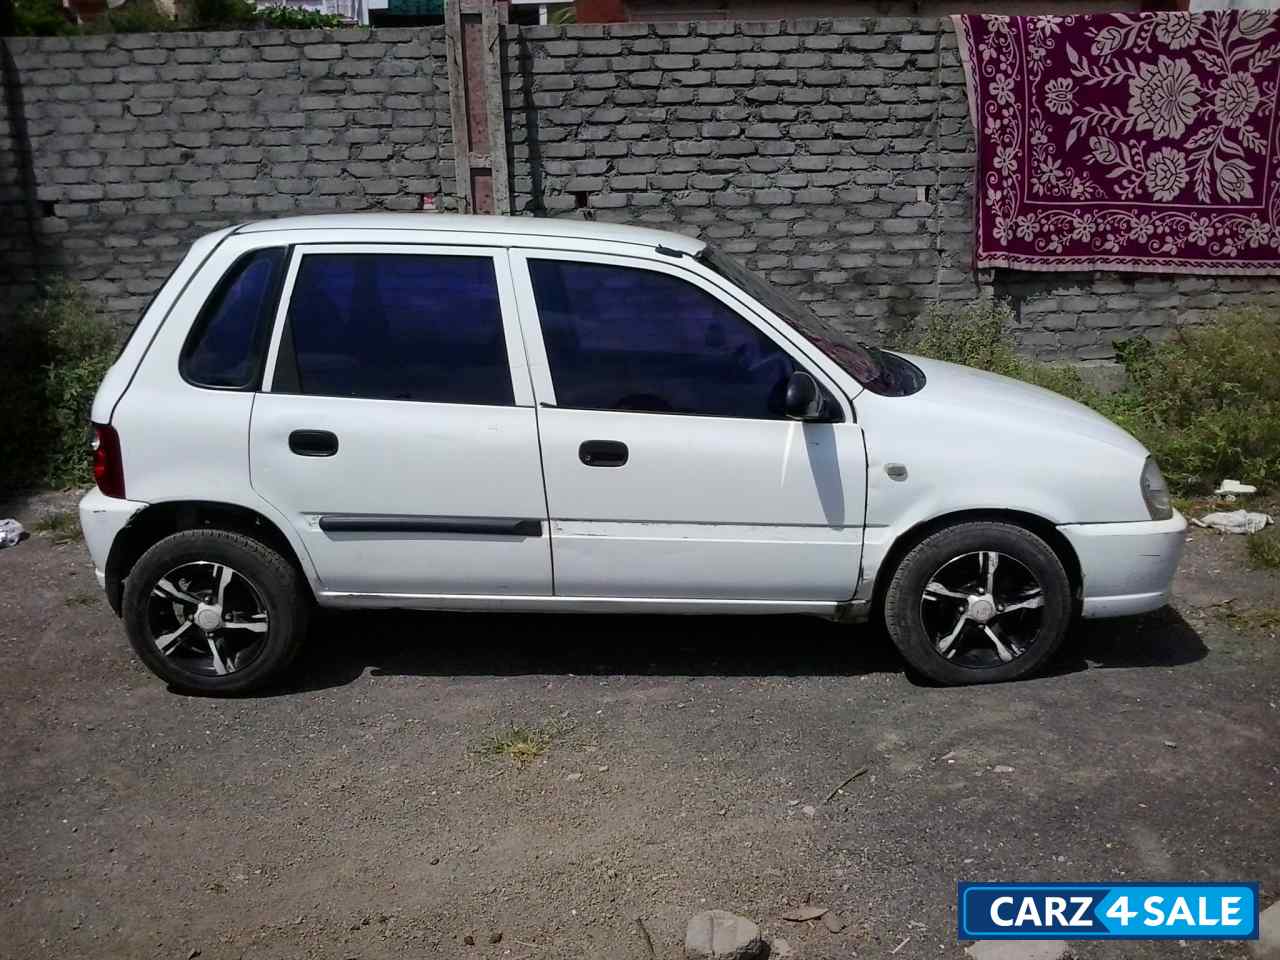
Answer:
882 521 1073 685
122 529 309 695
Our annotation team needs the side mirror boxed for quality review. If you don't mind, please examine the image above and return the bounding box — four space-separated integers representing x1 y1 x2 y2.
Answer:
783 370 823 420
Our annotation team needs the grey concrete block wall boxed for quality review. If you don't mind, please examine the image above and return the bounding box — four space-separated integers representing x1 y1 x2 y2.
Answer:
0 27 452 322
1 45 41 309
507 17 973 340
2 18 1279 357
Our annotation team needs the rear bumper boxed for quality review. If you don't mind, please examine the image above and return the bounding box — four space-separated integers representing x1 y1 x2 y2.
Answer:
1058 511 1187 618
79 488 147 590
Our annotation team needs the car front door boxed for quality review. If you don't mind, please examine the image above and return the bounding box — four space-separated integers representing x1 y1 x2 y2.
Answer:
510 249 867 602
249 244 551 599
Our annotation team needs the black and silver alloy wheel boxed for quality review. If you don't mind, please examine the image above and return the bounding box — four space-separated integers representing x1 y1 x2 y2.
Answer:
123 529 309 694
147 561 270 677
883 521 1073 685
920 550 1045 669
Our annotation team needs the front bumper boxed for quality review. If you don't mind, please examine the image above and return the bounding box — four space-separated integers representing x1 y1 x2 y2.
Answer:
1058 510 1188 618
79 488 147 590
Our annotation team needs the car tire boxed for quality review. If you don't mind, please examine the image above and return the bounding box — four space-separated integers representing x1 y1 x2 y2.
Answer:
882 521 1072 685
122 529 310 695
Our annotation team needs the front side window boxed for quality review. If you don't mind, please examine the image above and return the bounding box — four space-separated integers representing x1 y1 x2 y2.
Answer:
528 259 801 419
277 253 514 406
698 244 926 398
182 247 287 389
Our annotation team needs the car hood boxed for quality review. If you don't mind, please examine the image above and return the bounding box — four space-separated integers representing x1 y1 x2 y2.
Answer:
900 354 1148 456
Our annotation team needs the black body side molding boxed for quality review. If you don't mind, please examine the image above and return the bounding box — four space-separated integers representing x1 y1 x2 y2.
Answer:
317 515 543 537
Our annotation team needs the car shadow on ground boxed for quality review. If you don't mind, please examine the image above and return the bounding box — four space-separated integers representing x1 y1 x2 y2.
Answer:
259 604 1209 697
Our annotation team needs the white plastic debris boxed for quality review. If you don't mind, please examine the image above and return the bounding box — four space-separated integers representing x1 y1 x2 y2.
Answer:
1192 510 1271 535
1215 479 1258 496
0 519 24 548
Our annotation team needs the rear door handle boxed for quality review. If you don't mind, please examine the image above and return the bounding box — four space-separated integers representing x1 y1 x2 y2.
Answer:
289 429 339 457
579 440 628 467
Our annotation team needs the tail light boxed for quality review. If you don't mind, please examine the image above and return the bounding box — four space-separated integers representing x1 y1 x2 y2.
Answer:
92 423 125 499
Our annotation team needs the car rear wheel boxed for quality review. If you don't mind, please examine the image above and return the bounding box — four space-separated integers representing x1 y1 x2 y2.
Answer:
882 521 1072 685
122 529 309 695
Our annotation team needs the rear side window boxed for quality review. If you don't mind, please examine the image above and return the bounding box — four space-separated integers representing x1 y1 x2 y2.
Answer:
181 247 287 389
527 259 799 419
275 253 514 407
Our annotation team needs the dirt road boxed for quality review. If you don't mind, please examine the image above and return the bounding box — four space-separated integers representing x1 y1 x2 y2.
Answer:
1 495 1276 960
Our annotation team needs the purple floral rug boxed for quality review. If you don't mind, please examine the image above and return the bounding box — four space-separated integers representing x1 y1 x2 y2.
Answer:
953 12 1280 274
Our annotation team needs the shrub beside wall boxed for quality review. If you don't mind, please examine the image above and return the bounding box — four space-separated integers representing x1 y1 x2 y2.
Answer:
0 280 115 493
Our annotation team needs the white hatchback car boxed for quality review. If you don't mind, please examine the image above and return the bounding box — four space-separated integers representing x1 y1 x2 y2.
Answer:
80 214 1185 693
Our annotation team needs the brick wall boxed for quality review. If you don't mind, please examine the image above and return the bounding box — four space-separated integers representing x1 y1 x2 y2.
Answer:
3 19 1280 359
507 17 973 340
1 42 40 308
1 27 452 321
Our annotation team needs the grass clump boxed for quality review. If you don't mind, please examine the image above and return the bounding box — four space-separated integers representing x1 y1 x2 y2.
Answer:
1213 602 1280 635
34 510 82 544
479 724 554 767
0 280 117 494
1246 527 1280 571
894 301 1280 495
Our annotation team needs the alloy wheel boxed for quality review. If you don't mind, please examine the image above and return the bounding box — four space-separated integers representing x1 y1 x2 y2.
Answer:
145 561 271 677
919 550 1046 669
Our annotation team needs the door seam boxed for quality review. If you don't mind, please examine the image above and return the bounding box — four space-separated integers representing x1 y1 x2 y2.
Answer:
502 246 557 594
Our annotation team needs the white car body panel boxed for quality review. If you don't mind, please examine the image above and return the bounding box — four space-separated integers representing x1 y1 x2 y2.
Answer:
247 242 552 596
249 394 553 596
79 214 1186 629
1059 513 1187 617
506 246 866 602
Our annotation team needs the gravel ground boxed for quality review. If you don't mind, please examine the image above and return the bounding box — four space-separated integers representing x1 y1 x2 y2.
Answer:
1 492 1277 960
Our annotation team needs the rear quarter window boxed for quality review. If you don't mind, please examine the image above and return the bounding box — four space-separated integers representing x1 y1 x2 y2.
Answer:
180 247 288 390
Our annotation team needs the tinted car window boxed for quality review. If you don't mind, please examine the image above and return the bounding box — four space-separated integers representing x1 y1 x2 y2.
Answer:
280 253 514 406
182 247 286 389
528 259 798 419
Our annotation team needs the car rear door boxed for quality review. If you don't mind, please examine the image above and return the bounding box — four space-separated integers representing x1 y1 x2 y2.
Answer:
509 248 867 602
249 243 551 599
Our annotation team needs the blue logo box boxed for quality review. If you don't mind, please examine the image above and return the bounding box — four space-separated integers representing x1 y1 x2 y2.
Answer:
958 883 1259 940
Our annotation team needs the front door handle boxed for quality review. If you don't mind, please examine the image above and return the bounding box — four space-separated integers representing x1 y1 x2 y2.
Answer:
289 429 339 457
579 440 628 467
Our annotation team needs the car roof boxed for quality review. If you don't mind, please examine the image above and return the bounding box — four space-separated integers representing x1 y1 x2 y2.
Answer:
234 213 707 255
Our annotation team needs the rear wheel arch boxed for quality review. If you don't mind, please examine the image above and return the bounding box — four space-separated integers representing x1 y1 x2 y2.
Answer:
105 501 314 615
870 508 1083 615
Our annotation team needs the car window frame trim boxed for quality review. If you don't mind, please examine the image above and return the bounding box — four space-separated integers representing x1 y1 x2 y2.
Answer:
177 245 292 394
260 241 534 408
507 246 853 425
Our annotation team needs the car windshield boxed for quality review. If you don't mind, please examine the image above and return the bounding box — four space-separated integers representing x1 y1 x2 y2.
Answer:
698 244 925 397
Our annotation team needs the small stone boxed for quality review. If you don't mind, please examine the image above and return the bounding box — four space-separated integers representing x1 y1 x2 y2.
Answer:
566 772 584 782
463 934 475 946
993 765 1015 773
596 765 609 772
430 856 440 865
1251 898 1280 959
1164 740 1177 749
685 909 766 960
801 804 816 818
489 931 503 944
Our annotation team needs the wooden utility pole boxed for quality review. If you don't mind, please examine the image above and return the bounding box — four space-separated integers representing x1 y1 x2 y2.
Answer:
444 0 511 215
